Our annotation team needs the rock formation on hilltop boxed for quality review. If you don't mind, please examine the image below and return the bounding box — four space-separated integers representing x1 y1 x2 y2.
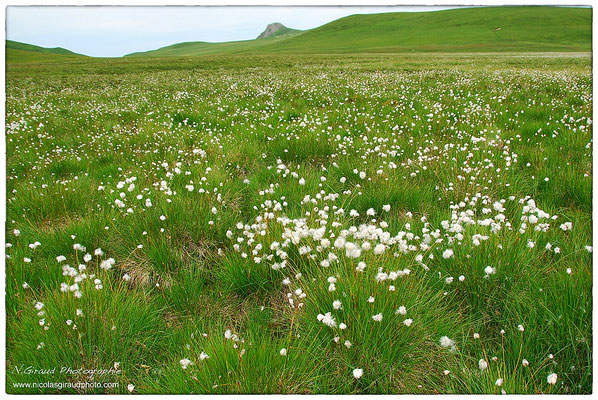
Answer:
257 23 299 39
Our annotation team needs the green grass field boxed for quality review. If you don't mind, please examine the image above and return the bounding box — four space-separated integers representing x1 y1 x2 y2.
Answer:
4 6 593 395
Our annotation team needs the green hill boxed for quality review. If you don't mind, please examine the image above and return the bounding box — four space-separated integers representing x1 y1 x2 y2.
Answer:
259 6 591 54
6 6 592 61
126 28 302 57
6 40 82 55
129 6 591 57
127 39 276 57
6 40 85 63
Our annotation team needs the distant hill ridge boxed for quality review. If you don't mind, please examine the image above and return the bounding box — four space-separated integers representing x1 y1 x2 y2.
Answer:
126 7 591 57
6 39 82 56
6 6 592 62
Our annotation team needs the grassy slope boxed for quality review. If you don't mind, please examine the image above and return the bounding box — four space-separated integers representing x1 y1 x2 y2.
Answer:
6 40 81 55
6 40 86 64
6 6 591 61
256 6 591 54
6 49 85 64
126 39 274 57
126 31 302 57
127 6 591 57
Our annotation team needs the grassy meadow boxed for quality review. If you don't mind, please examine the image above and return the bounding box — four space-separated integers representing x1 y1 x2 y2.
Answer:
5 51 592 394
127 7 591 57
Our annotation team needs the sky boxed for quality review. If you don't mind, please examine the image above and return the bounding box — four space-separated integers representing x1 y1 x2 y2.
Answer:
6 6 464 57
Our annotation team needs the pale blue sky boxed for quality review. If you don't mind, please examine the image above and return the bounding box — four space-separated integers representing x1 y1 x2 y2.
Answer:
6 6 464 57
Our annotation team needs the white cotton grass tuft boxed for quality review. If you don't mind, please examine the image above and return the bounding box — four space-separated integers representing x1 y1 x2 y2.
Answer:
372 313 383 322
439 336 456 352
547 373 558 385
353 368 363 379
317 312 337 328
478 359 488 371
356 262 366 272
442 249 454 259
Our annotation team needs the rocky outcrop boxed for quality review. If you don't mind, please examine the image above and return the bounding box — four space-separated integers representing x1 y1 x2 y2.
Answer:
257 23 289 39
